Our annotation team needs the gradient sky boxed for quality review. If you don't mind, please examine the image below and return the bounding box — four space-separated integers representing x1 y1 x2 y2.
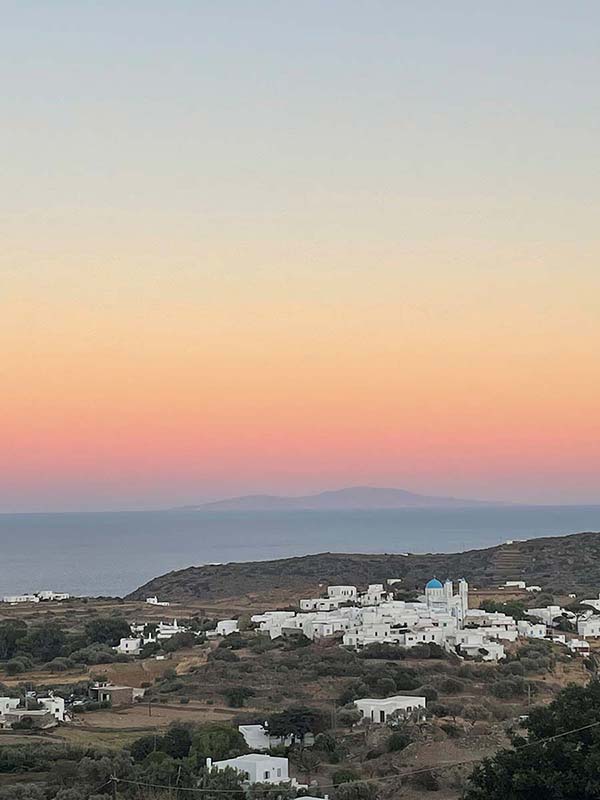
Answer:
2 1 600 511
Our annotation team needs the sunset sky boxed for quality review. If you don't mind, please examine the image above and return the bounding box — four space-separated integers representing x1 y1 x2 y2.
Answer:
2 2 599 511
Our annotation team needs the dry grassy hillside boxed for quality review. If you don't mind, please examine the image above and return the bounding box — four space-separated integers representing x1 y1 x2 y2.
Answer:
128 530 600 601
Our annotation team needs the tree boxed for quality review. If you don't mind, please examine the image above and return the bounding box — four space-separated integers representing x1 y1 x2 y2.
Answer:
267 707 328 742
162 632 198 653
292 747 321 783
191 724 248 762
130 734 162 762
332 768 359 785
464 680 600 799
335 780 377 800
222 686 255 708
162 723 192 759
21 623 66 662
84 617 131 647
479 600 528 621
197 765 245 800
0 620 27 660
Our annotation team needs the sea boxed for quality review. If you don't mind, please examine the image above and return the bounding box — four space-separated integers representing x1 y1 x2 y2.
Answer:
1 506 599 598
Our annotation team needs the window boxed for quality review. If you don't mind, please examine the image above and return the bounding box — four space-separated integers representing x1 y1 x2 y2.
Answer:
264 771 270 780
276 768 281 777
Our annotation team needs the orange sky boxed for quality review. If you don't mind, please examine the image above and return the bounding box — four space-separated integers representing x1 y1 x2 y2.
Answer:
2 3 599 509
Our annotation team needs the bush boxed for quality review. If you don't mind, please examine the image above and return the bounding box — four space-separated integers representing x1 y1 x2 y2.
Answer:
410 769 440 791
332 768 359 785
339 680 368 706
69 644 124 665
337 707 362 727
222 687 255 708
359 643 406 660
334 780 377 800
490 677 527 699
376 677 397 696
436 677 464 694
43 657 73 672
162 632 198 653
209 649 240 663
6 658 27 675
388 731 411 752
418 686 439 702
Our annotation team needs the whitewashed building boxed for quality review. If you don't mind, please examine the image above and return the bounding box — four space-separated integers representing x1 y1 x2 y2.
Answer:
354 695 426 723
327 585 358 601
116 637 142 655
215 619 240 637
209 754 292 785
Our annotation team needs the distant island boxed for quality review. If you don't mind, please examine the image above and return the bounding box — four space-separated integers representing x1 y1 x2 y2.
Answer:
178 485 502 512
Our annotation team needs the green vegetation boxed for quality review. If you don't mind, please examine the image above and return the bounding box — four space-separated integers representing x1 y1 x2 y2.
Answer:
465 680 600 799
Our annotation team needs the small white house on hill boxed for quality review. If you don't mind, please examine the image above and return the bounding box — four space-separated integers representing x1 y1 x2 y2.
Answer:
215 619 239 637
209 754 291 785
354 695 426 723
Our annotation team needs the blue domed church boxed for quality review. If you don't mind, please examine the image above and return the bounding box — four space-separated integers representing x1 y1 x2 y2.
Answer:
424 577 469 626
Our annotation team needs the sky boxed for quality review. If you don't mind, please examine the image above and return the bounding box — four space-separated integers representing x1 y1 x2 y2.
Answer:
2 1 599 511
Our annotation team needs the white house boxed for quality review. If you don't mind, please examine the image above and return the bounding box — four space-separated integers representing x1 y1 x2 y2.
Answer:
581 595 600 613
37 591 70 602
238 724 308 751
517 620 547 639
146 596 170 606
568 639 591 655
300 598 340 612
2 594 39 604
115 637 142 655
327 585 357 602
0 695 65 729
525 586 542 593
504 581 526 589
354 695 426 723
359 584 390 606
39 695 65 722
215 619 240 637
526 606 573 627
209 754 291 785
578 616 600 638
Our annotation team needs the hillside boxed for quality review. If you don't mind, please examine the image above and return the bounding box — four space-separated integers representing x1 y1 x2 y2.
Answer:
182 485 497 511
129 530 600 601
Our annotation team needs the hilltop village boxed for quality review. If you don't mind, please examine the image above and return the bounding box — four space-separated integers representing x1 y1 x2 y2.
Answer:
1 555 600 799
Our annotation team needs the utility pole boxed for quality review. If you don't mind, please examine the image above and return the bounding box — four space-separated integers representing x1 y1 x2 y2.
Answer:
111 775 117 800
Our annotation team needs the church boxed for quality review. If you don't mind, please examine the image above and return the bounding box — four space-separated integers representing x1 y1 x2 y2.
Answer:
424 578 469 626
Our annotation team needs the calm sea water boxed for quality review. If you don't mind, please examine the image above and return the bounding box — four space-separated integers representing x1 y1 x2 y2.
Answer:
1 506 599 598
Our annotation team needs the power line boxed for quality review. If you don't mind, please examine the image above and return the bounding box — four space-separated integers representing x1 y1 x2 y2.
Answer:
110 717 600 796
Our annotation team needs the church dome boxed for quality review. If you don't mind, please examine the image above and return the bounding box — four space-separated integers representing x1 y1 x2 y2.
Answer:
425 578 443 590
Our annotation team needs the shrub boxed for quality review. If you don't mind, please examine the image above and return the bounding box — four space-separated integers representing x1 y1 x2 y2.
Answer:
337 707 362 727
210 649 240 663
339 680 368 706
410 769 440 791
6 658 27 675
418 686 439 702
388 731 411 752
437 677 464 694
332 768 359 786
43 657 73 672
334 780 377 800
222 687 255 708
359 643 406 660
490 677 527 699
